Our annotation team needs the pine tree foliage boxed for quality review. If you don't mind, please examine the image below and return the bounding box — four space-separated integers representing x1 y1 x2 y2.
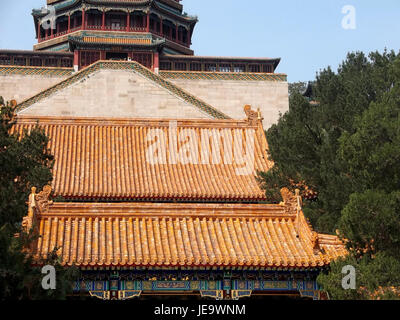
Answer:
258 51 400 299
0 98 78 300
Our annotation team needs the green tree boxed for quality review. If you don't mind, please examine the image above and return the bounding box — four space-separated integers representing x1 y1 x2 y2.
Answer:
258 50 400 299
288 81 308 97
0 97 78 300
319 70 400 299
260 50 400 233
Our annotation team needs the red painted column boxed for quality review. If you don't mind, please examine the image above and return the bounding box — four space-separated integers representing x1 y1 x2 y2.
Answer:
160 17 163 36
37 21 41 42
153 51 159 73
81 8 85 30
68 15 71 33
146 12 150 32
126 12 130 32
100 51 106 60
73 50 79 71
186 29 190 47
102 11 105 30
175 24 178 42
45 28 48 40
51 24 54 38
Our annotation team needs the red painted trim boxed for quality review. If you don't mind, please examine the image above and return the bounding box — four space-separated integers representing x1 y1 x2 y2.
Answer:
73 50 79 67
146 13 150 32
126 13 130 32
81 8 85 30
37 21 41 42
153 51 159 71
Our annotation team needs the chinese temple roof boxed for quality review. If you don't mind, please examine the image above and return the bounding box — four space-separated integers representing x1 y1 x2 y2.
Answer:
12 114 272 202
68 33 166 50
40 0 193 22
162 55 282 70
15 112 347 270
25 195 346 268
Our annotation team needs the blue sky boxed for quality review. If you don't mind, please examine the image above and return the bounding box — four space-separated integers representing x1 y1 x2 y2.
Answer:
0 0 399 82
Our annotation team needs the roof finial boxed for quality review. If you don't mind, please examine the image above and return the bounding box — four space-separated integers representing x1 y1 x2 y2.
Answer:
244 105 259 125
22 187 37 232
35 185 53 213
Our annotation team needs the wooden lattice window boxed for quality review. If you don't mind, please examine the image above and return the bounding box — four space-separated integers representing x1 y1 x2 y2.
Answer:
205 63 217 72
219 64 231 72
61 58 73 68
13 57 26 66
132 52 152 69
174 62 187 71
44 58 58 67
189 62 202 71
249 64 260 73
233 64 245 72
80 51 100 68
29 57 42 66
0 56 11 65
160 61 172 70
262 64 273 73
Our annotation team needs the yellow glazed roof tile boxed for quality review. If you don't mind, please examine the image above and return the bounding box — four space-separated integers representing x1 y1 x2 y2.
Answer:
27 201 347 268
12 116 273 201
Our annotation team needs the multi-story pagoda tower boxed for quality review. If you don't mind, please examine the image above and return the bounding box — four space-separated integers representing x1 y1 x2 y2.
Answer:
33 0 197 70
1 0 288 128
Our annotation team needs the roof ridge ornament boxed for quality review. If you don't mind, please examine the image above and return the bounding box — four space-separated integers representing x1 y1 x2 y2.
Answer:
311 231 321 254
280 187 306 240
36 185 53 213
22 185 53 233
244 105 262 126
22 187 37 233
279 187 301 215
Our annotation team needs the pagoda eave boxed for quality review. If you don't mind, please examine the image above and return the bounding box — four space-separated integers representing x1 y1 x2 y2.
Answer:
34 1 195 25
68 37 166 51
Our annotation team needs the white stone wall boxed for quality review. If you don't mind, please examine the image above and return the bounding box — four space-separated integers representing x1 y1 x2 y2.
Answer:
0 74 68 104
7 68 289 128
166 78 289 129
18 70 211 119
